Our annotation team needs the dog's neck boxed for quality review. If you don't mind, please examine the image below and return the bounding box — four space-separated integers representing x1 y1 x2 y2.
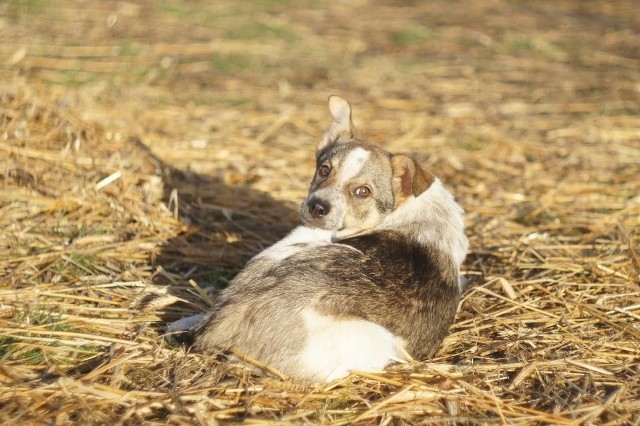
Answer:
377 178 468 270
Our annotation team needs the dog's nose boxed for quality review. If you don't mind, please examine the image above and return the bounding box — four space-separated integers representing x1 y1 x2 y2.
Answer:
308 199 330 218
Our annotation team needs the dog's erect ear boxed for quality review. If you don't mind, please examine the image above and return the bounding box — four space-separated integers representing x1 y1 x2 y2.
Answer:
317 95 354 153
391 154 434 203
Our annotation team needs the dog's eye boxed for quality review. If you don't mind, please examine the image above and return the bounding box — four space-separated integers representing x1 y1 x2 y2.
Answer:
318 164 331 177
354 186 371 198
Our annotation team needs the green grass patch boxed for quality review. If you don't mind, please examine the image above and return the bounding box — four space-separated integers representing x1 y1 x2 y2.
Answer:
4 304 105 365
119 43 140 58
500 34 563 59
225 21 297 41
199 266 237 289
41 70 101 88
461 137 486 152
259 0 290 6
7 0 45 5
0 336 17 358
13 304 70 330
6 0 62 25
391 25 431 45
208 54 252 73
52 252 103 275
7 0 51 10
159 3 192 18
215 97 253 107
15 347 46 364
0 337 103 365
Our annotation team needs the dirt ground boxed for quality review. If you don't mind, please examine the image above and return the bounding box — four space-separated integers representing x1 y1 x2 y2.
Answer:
1 0 639 424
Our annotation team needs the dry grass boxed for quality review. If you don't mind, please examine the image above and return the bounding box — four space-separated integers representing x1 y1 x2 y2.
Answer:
1 0 639 424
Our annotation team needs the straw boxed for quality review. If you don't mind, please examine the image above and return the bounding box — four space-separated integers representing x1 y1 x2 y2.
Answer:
1 0 639 423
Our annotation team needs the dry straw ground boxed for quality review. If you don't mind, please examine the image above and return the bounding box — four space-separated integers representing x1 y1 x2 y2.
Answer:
1 0 639 424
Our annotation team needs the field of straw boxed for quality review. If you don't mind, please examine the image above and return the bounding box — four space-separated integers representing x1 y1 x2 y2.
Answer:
1 0 639 424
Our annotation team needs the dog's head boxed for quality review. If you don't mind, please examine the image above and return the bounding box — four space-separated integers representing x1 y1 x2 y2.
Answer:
300 96 435 234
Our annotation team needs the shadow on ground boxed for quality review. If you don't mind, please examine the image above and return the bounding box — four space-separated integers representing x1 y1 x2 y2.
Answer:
130 138 299 324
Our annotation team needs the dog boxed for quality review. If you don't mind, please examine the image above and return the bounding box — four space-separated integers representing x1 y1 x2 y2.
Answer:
170 96 468 382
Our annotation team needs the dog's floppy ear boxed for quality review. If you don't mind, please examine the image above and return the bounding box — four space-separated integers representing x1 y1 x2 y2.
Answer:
391 154 434 203
317 95 354 153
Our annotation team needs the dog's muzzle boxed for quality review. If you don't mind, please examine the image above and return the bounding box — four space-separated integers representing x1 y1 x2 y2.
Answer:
307 197 331 219
300 195 342 230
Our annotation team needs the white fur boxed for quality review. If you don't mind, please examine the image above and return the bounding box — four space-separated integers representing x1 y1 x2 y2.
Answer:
255 226 334 261
298 308 405 381
379 178 468 284
337 148 370 185
255 226 361 261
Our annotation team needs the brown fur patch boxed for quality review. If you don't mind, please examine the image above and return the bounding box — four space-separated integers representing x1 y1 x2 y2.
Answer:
391 154 434 206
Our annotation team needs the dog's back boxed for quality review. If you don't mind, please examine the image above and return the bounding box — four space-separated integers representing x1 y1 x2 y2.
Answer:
192 228 459 381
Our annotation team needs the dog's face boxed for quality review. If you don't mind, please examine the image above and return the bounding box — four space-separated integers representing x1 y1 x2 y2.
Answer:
300 96 434 234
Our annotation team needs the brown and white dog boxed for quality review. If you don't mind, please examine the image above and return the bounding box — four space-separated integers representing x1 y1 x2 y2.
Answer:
170 96 468 382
